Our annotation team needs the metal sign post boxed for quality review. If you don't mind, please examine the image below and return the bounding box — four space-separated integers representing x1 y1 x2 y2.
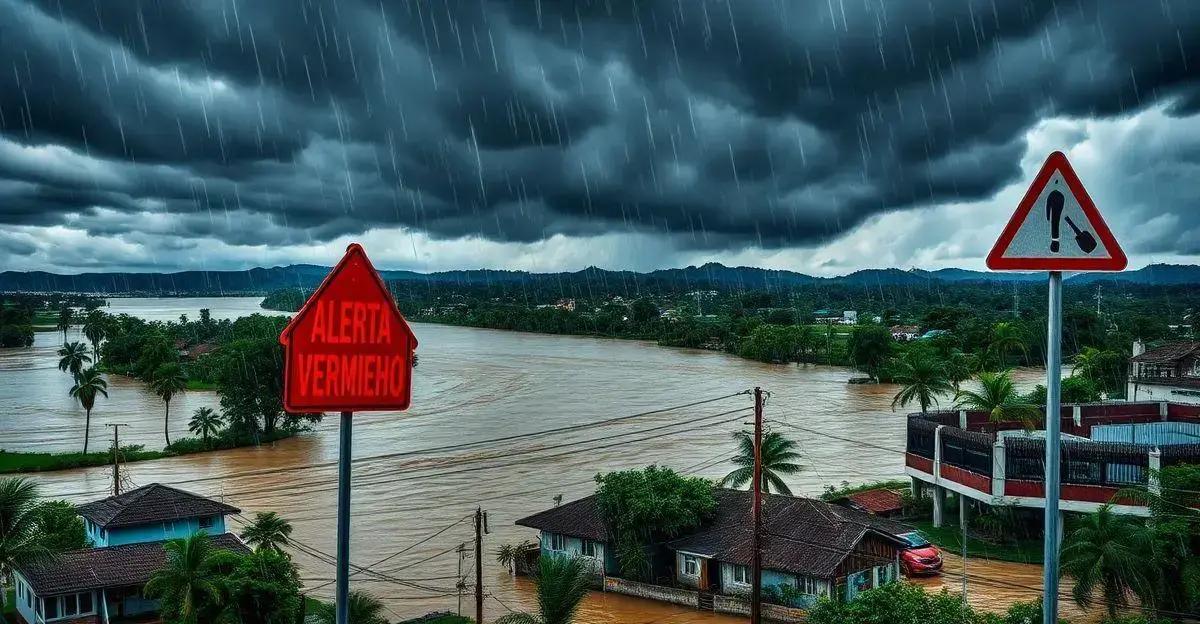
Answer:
986 152 1125 624
1041 271 1063 621
336 411 353 624
279 244 419 624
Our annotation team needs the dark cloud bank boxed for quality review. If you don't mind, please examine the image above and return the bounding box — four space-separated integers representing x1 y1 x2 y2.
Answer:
0 0 1198 264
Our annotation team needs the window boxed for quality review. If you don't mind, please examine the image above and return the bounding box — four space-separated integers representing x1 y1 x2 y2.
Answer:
799 576 821 596
41 592 95 621
549 534 566 551
79 592 93 614
683 555 699 576
63 594 77 616
199 516 215 529
732 565 749 584
44 597 58 620
581 539 599 558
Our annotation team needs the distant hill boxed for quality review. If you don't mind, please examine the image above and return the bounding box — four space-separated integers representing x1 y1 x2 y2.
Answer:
1 262 1197 295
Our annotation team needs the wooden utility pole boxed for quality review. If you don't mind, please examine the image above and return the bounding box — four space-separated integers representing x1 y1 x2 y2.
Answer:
106 424 129 496
475 507 484 624
750 387 764 624
456 542 466 616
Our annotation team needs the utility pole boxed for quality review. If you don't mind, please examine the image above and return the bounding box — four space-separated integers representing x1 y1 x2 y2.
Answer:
960 500 968 603
750 387 764 624
105 424 129 496
475 507 484 624
456 542 466 616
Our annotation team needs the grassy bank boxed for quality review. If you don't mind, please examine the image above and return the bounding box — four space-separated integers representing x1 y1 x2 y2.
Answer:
0 429 301 474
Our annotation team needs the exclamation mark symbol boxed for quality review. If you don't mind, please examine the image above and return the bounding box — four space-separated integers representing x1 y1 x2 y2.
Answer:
1046 185 1064 253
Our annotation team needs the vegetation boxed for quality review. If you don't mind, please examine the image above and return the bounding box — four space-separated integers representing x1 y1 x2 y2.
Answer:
188 407 224 446
260 288 308 313
1060 505 1155 619
890 347 955 413
0 479 89 608
240 512 293 555
145 532 304 624
718 430 803 494
68 367 108 454
807 582 1058 624
953 370 1041 428
150 363 188 447
56 341 91 377
594 466 716 581
495 555 592 624
312 590 390 624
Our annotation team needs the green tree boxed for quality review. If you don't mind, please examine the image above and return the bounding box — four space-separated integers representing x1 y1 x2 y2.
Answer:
630 298 659 324
718 430 803 495
495 555 591 624
986 321 1028 368
188 407 224 447
57 341 91 378
890 349 954 413
1073 347 1126 397
595 466 716 580
81 310 108 361
0 479 53 609
1060 504 1155 619
69 367 108 454
239 512 292 555
151 363 187 447
33 501 88 552
847 325 892 380
313 590 388 624
55 305 73 341
954 370 1040 428
144 533 238 624
220 548 303 624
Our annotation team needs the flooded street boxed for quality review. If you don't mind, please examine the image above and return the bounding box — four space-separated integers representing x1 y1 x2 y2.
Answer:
1 298 1083 622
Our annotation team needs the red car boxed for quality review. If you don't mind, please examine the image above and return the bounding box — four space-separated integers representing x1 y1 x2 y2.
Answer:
898 531 943 576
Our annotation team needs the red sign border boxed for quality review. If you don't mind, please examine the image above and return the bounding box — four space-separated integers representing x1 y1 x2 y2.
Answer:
986 151 1127 271
280 243 418 413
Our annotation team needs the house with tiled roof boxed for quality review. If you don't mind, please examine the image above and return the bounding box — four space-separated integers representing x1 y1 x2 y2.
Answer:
515 488 907 613
830 488 905 517
11 484 247 624
1128 339 1200 404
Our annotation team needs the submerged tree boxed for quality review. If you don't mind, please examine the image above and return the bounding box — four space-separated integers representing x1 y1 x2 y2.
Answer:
56 341 91 379
719 430 803 495
69 367 108 454
150 363 187 447
187 407 224 447
240 511 293 555
890 349 954 413
495 555 592 624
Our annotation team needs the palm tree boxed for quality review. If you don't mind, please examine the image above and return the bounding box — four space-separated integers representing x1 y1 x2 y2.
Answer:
56 341 91 378
55 305 73 341
495 555 591 624
143 533 235 624
150 363 187 447
239 511 292 554
987 321 1028 368
188 407 223 447
81 310 107 361
944 350 974 390
0 478 53 609
1060 504 1156 618
954 370 1041 428
69 368 108 454
719 430 803 495
314 590 389 624
890 350 954 413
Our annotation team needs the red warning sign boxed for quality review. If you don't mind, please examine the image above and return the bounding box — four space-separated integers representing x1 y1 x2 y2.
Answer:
280 243 418 413
986 151 1126 272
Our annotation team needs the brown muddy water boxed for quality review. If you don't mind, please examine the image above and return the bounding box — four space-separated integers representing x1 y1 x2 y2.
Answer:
0 298 1096 623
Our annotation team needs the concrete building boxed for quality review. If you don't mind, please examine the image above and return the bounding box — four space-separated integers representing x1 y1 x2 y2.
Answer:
1127 340 1200 405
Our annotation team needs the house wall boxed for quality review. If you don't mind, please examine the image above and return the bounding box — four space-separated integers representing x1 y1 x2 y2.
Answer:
1127 381 1200 405
104 515 227 546
14 571 37 624
603 577 698 607
539 532 608 575
675 552 701 588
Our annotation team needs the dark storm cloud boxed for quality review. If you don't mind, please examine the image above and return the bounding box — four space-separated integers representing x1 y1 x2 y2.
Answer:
0 0 1198 254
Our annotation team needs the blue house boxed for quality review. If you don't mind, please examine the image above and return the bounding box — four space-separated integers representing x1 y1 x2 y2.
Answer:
11 484 247 624
516 488 907 612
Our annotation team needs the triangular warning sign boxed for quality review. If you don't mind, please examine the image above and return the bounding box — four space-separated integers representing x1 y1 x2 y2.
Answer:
987 151 1126 271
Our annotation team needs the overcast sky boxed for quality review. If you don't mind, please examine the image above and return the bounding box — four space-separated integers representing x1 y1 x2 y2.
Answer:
0 0 1197 276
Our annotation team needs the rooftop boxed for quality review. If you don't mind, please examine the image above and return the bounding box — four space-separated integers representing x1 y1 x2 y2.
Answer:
15 533 249 595
77 483 240 529
1132 341 1200 364
835 488 904 515
516 488 908 579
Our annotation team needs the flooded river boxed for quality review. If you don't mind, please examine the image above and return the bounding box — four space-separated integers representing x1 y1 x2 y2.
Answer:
0 298 1092 622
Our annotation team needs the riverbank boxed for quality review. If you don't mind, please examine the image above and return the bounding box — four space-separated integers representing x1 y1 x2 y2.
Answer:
0 429 302 474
